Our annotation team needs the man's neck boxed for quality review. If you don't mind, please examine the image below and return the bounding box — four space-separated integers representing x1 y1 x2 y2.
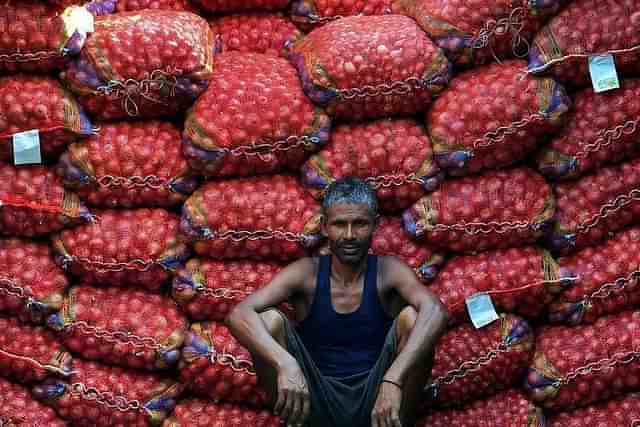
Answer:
330 253 368 287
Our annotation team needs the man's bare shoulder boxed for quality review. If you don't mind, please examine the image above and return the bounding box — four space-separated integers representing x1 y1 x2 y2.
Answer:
378 255 420 286
276 257 318 288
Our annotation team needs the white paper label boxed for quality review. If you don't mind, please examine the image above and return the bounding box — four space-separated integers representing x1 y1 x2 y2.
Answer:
13 130 41 165
465 293 499 329
589 54 620 93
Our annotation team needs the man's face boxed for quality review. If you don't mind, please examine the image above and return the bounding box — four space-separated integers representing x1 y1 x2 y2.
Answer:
323 203 376 266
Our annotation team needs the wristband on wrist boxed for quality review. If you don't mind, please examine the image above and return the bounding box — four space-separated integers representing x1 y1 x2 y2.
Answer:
382 379 403 390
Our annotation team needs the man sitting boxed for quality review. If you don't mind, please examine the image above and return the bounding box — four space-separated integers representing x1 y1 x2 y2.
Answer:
227 177 448 427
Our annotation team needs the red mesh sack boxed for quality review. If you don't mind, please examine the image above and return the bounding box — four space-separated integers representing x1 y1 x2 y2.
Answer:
288 15 452 121
549 157 640 254
301 118 443 212
113 0 198 11
52 208 190 290
0 377 67 427
0 75 94 163
394 0 566 66
49 286 188 370
372 216 444 283
0 316 72 384
210 13 302 58
172 259 291 322
430 246 572 326
525 310 640 411
528 0 640 87
61 10 214 120
181 175 323 261
549 392 640 427
164 399 281 427
549 226 640 325
426 314 534 408
180 322 267 407
57 121 198 208
291 0 393 29
183 52 330 177
33 358 183 426
0 239 68 324
428 60 570 176
537 79 640 180
0 164 91 238
417 389 546 427
0 1 92 74
192 0 289 13
403 168 555 253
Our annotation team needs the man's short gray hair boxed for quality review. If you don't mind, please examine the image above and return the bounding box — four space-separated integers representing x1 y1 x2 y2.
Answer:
322 177 378 218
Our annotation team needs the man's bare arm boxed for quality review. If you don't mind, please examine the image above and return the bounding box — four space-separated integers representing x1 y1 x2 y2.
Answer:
226 258 312 425
226 258 311 371
383 257 449 386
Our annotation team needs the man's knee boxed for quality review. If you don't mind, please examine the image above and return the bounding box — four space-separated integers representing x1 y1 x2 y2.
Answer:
259 309 287 346
396 306 417 350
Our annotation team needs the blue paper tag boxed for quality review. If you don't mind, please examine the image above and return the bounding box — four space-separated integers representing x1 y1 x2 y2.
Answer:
589 54 620 93
465 293 499 329
12 130 41 165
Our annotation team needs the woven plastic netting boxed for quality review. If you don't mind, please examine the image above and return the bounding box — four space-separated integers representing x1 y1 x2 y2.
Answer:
428 60 570 176
526 310 640 411
61 10 214 120
430 246 571 326
0 238 68 324
549 157 640 254
172 258 287 321
183 52 331 177
537 79 640 180
426 314 534 408
0 316 72 384
0 75 94 163
210 13 302 58
48 285 188 370
180 322 267 407
549 392 640 426
0 164 91 237
291 0 394 29
0 377 67 427
549 226 640 325
288 15 452 121
192 0 290 13
52 208 190 290
529 0 640 87
394 0 566 66
301 118 443 212
57 121 197 208
417 389 546 427
403 167 555 253
166 399 281 426
33 358 183 426
181 175 323 261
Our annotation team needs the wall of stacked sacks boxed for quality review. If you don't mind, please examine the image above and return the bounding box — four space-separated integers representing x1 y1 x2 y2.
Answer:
0 0 639 425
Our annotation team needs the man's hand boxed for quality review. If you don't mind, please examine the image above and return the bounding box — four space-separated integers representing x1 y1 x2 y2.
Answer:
371 381 403 427
274 359 310 427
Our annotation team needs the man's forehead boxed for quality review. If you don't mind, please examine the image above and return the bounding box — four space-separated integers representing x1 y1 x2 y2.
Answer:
325 203 371 218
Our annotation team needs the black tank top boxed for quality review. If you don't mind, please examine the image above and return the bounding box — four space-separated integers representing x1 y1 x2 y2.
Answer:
296 255 394 378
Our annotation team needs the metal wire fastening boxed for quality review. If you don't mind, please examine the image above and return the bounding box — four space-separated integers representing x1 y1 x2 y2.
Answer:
0 348 69 377
302 13 344 24
470 7 529 58
95 175 170 190
553 350 640 387
581 269 640 310
365 173 426 189
573 118 640 160
70 382 143 413
427 342 510 391
68 256 159 273
96 69 179 117
574 188 640 235
197 286 252 300
336 75 442 100
225 135 320 162
0 50 61 63
212 229 306 243
0 277 31 306
64 321 163 351
472 113 546 150
211 347 256 375
431 219 535 235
